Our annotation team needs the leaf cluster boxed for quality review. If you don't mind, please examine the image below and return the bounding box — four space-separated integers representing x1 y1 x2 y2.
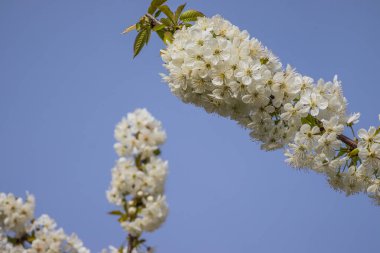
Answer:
122 0 205 57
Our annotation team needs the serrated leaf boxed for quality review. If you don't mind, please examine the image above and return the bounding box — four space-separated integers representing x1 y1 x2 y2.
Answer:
122 24 136 34
108 210 123 216
133 29 148 58
158 5 175 24
180 17 199 23
160 17 173 27
175 3 186 22
145 28 151 45
153 24 166 31
148 0 167 14
180 9 205 22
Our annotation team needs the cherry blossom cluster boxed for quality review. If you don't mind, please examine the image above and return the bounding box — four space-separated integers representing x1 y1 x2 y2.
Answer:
0 192 89 253
105 108 168 252
160 15 380 203
357 122 380 204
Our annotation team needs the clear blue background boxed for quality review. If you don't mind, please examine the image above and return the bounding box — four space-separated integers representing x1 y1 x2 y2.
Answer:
1 0 379 252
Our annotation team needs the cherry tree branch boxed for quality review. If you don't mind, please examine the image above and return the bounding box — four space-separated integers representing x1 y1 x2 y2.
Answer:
337 134 357 149
144 13 162 26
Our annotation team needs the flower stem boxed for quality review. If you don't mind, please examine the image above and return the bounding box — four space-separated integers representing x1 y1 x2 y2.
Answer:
127 234 136 253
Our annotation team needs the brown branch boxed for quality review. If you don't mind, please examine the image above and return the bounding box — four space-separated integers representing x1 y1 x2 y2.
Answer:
127 234 135 253
315 117 358 150
144 13 162 26
337 134 357 149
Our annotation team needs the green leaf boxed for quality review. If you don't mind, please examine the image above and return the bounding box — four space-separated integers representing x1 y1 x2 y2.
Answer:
145 27 151 45
260 57 269 65
153 24 166 31
136 22 141 31
133 29 148 58
156 30 165 41
179 9 205 22
302 114 317 126
148 0 167 14
153 149 161 156
158 5 175 24
7 236 18 245
175 3 186 22
163 31 174 44
121 24 136 34
135 154 142 168
154 10 162 18
336 149 347 158
160 17 173 27
348 148 359 157
118 214 129 222
137 239 146 246
108 210 123 216
301 117 310 125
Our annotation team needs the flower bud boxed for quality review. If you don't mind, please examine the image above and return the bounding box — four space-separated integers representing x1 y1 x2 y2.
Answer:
128 207 136 214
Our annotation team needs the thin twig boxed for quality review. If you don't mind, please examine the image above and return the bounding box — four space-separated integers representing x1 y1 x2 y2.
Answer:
127 234 135 253
145 13 163 26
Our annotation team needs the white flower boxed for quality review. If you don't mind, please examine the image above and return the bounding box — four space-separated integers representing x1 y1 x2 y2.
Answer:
317 133 341 158
312 154 347 174
321 116 344 136
235 60 262 85
203 37 230 65
300 90 328 116
359 143 380 169
280 102 307 121
367 179 380 195
295 124 320 147
358 126 380 148
346 112 360 126
241 86 270 106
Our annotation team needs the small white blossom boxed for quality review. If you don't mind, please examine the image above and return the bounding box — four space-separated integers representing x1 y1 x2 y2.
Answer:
347 112 360 126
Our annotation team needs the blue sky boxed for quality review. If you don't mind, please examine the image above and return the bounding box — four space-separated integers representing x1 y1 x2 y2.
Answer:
1 0 379 252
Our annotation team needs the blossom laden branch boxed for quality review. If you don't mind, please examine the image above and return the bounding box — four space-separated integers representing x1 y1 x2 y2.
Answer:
104 108 169 253
0 193 89 253
159 15 380 204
